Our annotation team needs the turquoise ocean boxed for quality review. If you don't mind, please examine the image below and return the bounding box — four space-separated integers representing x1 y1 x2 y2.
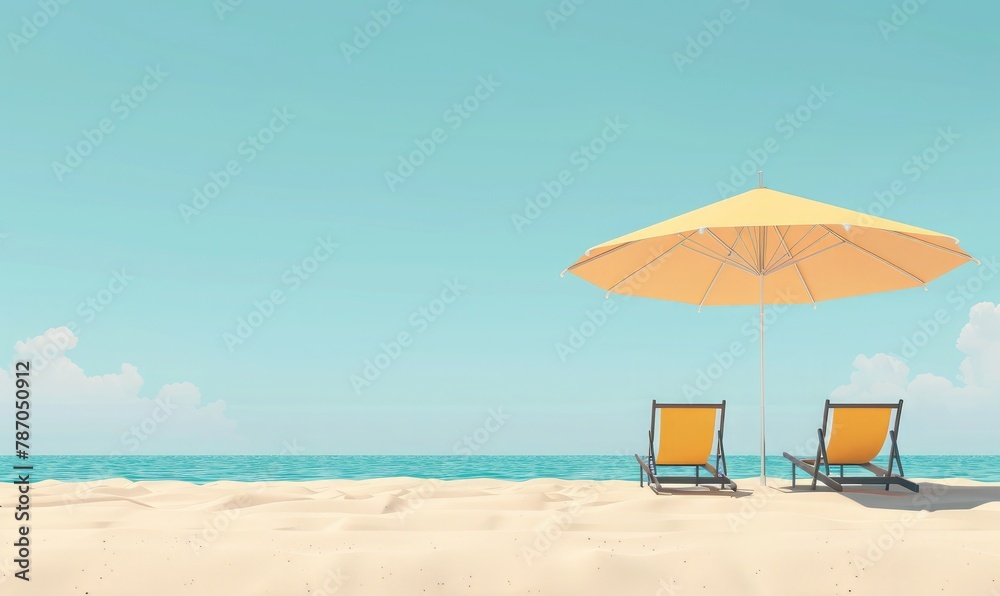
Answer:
1 455 998 483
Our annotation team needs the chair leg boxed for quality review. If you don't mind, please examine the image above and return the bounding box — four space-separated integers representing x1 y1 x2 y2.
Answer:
812 429 826 490
886 430 904 491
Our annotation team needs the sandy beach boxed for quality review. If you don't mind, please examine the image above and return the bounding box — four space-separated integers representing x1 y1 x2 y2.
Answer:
1 477 999 595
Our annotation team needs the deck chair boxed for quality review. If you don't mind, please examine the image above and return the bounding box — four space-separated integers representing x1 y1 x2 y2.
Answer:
783 399 918 492
635 400 737 493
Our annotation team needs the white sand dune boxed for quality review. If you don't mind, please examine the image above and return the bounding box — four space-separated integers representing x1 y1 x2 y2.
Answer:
2 477 999 595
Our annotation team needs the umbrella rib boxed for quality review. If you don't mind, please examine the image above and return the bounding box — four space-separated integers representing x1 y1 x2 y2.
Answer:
770 225 816 306
758 225 766 272
697 231 746 311
784 224 820 255
737 226 761 274
767 241 846 276
820 225 927 287
602 233 694 297
769 229 833 271
763 225 790 271
705 227 758 272
882 230 981 264
680 243 759 276
562 241 639 276
698 263 725 313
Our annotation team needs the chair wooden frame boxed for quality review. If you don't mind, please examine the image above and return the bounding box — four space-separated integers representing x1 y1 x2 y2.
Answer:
635 400 737 493
783 399 918 493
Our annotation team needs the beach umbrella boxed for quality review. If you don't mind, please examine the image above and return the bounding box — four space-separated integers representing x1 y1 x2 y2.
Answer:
563 180 978 484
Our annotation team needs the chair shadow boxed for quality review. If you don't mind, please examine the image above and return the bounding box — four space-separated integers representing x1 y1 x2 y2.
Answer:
647 484 755 498
773 480 1000 511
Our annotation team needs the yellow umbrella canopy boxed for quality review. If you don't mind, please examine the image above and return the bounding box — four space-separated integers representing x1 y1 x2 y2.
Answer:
565 187 976 307
564 185 978 484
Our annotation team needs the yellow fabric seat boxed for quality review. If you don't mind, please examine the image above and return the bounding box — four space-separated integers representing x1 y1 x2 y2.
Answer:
824 407 891 465
636 400 737 493
782 400 918 493
655 407 717 466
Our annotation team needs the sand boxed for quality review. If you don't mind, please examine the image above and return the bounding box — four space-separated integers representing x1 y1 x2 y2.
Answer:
1 477 999 595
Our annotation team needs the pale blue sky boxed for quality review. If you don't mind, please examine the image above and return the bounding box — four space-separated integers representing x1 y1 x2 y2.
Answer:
1 1 998 455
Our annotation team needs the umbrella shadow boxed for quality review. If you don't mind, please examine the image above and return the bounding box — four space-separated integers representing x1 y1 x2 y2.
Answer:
774 481 1000 512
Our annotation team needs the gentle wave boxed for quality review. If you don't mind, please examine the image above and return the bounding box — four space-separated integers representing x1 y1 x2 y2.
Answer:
2 455 999 483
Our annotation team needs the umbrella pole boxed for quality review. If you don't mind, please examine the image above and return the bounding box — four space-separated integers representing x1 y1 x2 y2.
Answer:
759 274 766 486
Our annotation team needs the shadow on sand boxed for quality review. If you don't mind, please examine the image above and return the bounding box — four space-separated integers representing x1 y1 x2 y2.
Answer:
773 480 1000 511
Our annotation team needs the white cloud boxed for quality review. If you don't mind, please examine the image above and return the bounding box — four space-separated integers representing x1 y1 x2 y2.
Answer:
0 327 242 454
830 302 1000 453
831 353 909 402
953 302 1000 394
156 381 202 406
